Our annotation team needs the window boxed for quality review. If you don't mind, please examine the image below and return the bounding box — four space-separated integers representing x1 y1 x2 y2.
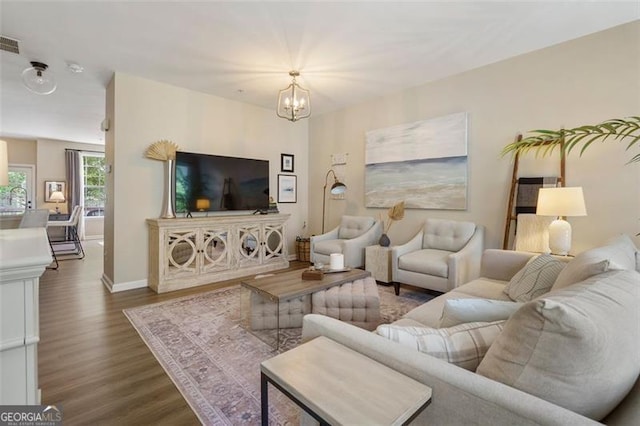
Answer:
82 154 105 217
0 165 34 213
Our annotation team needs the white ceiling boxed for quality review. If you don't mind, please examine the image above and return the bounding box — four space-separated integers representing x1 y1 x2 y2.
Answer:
1 1 638 145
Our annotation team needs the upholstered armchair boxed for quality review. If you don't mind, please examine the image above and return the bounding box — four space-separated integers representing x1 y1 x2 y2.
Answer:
311 215 382 268
391 218 484 294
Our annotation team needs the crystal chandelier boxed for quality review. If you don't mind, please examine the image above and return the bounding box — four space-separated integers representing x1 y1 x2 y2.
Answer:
276 71 311 122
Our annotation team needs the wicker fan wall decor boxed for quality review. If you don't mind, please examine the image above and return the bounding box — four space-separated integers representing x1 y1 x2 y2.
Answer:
145 139 180 161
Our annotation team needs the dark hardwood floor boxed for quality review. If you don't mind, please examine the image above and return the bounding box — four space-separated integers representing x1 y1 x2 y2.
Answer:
38 241 308 425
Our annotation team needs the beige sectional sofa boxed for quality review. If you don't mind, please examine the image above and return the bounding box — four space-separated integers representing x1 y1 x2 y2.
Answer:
302 235 640 425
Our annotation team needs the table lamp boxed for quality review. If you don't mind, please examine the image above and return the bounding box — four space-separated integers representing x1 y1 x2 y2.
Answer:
536 187 587 256
50 190 66 213
196 198 211 212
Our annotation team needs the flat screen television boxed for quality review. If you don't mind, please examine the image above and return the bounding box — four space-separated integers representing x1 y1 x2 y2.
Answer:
174 151 269 213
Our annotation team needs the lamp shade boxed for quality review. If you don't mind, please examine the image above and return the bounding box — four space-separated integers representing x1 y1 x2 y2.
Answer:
50 191 65 202
330 180 346 195
0 140 8 186
196 198 210 211
536 187 587 217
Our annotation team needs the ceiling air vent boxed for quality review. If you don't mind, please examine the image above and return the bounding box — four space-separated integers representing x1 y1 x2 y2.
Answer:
0 36 20 54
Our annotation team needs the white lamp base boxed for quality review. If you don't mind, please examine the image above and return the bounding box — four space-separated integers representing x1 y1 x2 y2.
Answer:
548 219 572 256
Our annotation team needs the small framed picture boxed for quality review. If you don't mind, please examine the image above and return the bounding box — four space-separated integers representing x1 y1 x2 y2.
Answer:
45 181 66 202
281 153 294 173
277 174 297 203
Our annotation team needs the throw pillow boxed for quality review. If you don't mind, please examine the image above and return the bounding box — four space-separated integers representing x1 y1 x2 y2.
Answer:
503 254 566 302
552 235 638 290
605 234 638 270
439 298 523 327
376 321 505 371
477 270 640 421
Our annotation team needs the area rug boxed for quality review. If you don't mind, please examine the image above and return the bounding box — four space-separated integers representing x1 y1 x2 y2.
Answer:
124 284 433 425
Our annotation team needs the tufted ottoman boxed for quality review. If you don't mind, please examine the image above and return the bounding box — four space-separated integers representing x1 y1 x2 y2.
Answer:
249 293 310 330
311 276 381 330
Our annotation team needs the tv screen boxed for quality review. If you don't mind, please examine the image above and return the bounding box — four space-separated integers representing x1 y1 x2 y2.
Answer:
174 151 269 213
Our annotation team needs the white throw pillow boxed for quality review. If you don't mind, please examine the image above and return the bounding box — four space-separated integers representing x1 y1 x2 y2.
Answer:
439 299 523 327
503 254 566 302
477 270 640 421
553 235 638 290
376 321 505 371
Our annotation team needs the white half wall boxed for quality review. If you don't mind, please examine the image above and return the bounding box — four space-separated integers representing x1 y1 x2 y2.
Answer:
308 22 640 253
105 73 309 287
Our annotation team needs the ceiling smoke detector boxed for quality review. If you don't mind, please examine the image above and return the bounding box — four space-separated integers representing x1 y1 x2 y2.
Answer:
21 61 57 95
66 61 84 73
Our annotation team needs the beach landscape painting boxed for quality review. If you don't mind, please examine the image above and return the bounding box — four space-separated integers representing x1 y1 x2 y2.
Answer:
365 112 468 210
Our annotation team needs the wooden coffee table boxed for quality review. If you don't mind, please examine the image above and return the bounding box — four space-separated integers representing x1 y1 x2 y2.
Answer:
241 268 370 349
261 336 432 425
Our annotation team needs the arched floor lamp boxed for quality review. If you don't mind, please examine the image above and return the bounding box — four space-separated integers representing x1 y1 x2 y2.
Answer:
322 169 347 233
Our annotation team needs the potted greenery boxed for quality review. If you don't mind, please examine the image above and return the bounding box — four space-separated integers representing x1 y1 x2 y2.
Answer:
501 116 639 236
501 116 640 163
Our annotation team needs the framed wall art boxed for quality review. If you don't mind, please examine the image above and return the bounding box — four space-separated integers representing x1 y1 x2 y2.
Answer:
365 112 468 210
281 153 294 173
45 181 66 202
277 174 297 203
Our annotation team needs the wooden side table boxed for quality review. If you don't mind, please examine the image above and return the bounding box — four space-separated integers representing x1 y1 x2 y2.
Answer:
261 336 432 426
365 245 393 283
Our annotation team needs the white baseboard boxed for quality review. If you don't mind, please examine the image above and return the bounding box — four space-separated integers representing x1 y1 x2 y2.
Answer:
101 274 148 293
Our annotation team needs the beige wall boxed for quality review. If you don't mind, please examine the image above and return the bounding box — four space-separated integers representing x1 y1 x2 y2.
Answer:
104 77 115 283
5 138 37 165
2 137 105 236
36 139 104 212
105 72 309 287
308 22 640 253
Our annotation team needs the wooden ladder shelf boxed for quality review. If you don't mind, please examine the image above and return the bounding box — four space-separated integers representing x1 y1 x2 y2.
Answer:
502 135 566 250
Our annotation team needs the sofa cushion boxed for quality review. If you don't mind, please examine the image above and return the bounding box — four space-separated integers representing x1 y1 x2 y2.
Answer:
503 254 566 302
454 277 512 301
552 234 637 290
376 321 505 371
313 239 344 256
605 234 638 270
477 269 640 420
439 299 523 327
552 258 609 291
422 218 476 252
402 278 511 328
338 215 374 239
398 248 450 278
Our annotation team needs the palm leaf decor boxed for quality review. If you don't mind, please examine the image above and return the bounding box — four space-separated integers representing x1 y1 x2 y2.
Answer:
383 201 405 233
501 116 640 164
145 139 180 161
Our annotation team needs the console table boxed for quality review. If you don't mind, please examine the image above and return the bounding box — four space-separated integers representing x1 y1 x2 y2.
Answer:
0 228 52 404
147 214 290 293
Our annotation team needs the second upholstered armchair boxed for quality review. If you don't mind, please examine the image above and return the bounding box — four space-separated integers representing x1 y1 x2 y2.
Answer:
391 218 484 294
311 215 382 268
